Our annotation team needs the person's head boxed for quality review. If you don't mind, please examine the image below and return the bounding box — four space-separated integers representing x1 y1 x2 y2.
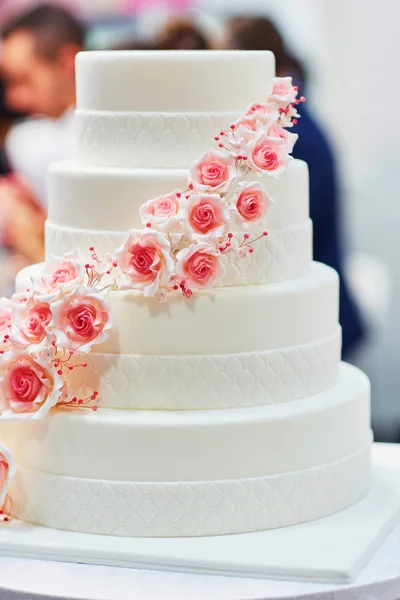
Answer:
155 19 211 50
225 16 306 83
1 3 85 118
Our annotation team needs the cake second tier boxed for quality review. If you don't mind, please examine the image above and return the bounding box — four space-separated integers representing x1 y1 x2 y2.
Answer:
46 159 311 288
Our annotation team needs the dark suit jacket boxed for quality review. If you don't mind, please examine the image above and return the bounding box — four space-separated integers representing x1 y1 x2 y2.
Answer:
291 104 365 357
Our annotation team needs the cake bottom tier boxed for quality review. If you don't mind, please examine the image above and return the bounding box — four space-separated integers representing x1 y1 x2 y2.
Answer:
10 442 370 538
3 364 371 537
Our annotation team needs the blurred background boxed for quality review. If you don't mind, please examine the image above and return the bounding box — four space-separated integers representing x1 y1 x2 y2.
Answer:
0 0 397 439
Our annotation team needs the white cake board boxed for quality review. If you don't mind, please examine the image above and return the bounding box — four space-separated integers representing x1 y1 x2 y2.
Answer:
0 444 399 585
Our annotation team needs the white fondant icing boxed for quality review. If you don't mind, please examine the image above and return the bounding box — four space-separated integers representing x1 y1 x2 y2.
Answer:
0 364 370 482
44 221 312 287
48 159 309 231
76 51 275 112
10 440 371 537
16 262 338 355
63 331 341 410
76 111 242 169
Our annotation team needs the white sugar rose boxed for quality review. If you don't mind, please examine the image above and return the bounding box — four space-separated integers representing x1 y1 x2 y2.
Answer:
0 352 64 419
10 296 52 354
115 230 174 296
178 193 229 242
49 286 112 354
175 243 226 290
189 151 236 194
231 181 273 228
35 251 85 297
139 190 181 231
268 77 298 106
246 133 288 178
0 443 16 508
267 122 298 153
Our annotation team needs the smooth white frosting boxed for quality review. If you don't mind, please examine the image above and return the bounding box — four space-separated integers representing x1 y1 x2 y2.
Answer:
0 364 370 482
17 262 338 355
76 51 275 112
47 159 309 232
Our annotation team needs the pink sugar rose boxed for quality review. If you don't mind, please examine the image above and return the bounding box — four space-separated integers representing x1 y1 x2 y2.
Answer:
231 181 273 228
178 194 229 241
245 102 279 123
0 353 63 419
267 123 298 153
139 190 181 231
246 133 288 177
175 243 226 290
0 298 12 342
36 251 85 296
11 296 52 353
268 77 298 106
115 230 174 296
49 286 112 353
0 443 16 508
227 116 260 150
189 151 235 194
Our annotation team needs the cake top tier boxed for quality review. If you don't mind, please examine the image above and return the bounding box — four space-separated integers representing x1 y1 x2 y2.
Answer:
76 50 275 113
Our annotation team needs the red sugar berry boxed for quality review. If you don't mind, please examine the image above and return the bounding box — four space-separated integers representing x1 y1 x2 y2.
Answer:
228 233 233 239
113 261 118 268
219 131 225 136
82 362 87 368
94 391 99 396
230 124 236 130
4 517 9 522
185 195 190 199
68 366 74 371
146 222 151 228
173 285 179 291
242 156 248 160
263 231 268 236
249 247 254 253
292 118 298 125
57 370 63 376
176 192 181 198
188 183 194 190
78 399 83 405
89 247 94 252
218 143 224 148
52 341 56 347
214 136 220 141
91 395 96 400
300 96 306 102
181 280 186 285
92 406 98 412
243 233 250 240
226 242 231 247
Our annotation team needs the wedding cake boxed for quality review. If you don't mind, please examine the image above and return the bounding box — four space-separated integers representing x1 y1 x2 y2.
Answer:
0 51 371 539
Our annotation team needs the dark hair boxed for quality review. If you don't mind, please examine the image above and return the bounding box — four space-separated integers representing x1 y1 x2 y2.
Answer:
2 3 85 60
156 19 210 51
227 16 306 83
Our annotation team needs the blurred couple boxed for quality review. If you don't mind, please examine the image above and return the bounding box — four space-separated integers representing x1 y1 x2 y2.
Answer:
0 5 363 355
0 4 84 273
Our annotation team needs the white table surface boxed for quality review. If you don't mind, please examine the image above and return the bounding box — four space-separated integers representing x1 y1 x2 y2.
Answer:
2 444 400 600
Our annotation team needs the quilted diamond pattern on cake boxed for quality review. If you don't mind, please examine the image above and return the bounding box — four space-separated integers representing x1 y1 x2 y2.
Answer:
76 111 241 168
45 221 312 287
65 332 341 409
11 442 371 537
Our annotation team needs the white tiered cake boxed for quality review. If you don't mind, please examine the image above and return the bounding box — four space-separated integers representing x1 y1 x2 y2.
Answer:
0 51 371 539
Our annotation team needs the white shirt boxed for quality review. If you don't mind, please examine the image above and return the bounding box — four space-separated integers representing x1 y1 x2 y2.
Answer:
5 107 76 207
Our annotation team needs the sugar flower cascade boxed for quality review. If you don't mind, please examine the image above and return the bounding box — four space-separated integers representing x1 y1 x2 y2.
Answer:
116 77 304 299
0 77 304 513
